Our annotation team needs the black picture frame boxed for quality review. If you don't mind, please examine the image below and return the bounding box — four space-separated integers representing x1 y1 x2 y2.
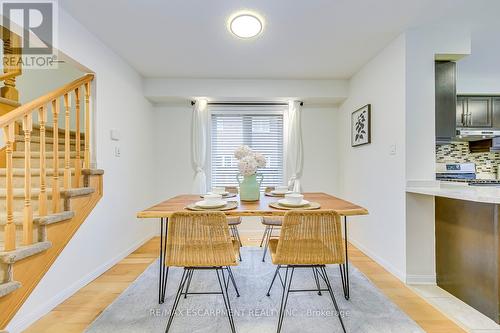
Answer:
351 104 371 147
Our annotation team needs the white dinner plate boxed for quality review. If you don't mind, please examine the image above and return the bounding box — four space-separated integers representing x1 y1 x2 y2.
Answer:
212 191 230 196
195 200 227 209
271 190 292 195
203 192 230 197
278 199 310 208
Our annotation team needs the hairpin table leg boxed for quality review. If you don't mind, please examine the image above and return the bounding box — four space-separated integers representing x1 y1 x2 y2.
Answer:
159 217 169 304
339 216 350 300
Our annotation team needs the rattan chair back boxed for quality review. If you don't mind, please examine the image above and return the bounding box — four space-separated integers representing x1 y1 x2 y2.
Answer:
166 211 237 267
274 210 345 265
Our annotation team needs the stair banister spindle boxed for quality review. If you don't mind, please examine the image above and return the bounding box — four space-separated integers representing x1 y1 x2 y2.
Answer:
84 82 90 169
51 99 60 213
74 87 81 187
63 93 71 190
38 105 48 216
22 113 33 245
3 123 16 251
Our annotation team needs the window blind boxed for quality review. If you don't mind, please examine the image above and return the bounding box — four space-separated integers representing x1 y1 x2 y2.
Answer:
210 112 284 190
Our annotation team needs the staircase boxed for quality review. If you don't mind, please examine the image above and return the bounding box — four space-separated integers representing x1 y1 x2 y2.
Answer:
0 73 103 330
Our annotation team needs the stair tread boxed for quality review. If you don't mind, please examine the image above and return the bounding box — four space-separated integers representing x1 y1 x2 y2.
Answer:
12 151 84 158
62 187 95 198
0 211 75 225
35 211 75 225
82 169 104 176
0 241 51 264
15 121 85 137
0 168 75 176
15 135 84 145
31 123 85 138
0 187 59 197
0 186 94 198
0 212 23 224
0 281 21 298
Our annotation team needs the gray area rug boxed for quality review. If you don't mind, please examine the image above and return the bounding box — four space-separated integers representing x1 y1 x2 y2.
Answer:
86 247 424 333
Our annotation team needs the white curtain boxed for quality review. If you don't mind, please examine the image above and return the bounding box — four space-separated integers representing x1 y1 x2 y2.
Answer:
191 99 208 194
287 100 303 192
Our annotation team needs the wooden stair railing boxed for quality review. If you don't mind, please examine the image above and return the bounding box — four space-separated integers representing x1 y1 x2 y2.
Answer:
0 73 100 330
0 26 22 102
0 26 22 173
0 73 94 251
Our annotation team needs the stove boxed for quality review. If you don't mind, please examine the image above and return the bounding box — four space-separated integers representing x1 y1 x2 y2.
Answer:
436 163 500 186
436 162 476 180
466 179 500 186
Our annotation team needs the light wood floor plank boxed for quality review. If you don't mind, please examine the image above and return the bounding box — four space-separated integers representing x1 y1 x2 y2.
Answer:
24 234 465 333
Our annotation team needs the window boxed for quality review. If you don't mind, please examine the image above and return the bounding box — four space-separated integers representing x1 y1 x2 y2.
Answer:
210 108 285 190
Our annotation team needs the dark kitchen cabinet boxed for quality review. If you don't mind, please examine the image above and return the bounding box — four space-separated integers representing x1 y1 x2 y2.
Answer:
493 98 500 128
456 95 494 128
456 96 466 127
468 97 492 127
435 61 456 142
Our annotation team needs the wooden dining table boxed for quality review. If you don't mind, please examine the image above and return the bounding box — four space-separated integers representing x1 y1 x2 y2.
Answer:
137 192 368 304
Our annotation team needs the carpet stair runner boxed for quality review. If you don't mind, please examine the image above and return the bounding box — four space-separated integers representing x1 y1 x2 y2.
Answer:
0 123 103 329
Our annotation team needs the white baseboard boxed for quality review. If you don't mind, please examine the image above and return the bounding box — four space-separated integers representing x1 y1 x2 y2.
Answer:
7 231 156 333
406 274 436 285
348 238 406 282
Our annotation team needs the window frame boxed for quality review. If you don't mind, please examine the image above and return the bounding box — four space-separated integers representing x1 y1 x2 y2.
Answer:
207 105 288 191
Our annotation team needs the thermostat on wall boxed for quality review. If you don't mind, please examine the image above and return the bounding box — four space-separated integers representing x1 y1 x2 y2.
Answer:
110 129 120 141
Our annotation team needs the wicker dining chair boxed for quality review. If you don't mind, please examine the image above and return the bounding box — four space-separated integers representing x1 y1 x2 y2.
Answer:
165 211 240 333
265 210 347 333
225 186 243 253
260 187 283 262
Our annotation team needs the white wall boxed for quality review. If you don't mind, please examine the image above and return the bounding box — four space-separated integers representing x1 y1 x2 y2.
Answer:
17 62 84 104
337 35 407 280
15 63 87 131
8 8 157 332
457 28 500 94
336 25 472 283
405 25 471 181
300 107 339 194
143 78 348 106
153 105 340 201
404 25 470 283
153 106 192 200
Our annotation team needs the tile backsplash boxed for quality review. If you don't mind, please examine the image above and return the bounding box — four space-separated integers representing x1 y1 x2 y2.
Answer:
436 142 500 175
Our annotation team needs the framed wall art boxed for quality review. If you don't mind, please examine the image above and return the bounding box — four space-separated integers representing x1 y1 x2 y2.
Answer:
351 104 371 147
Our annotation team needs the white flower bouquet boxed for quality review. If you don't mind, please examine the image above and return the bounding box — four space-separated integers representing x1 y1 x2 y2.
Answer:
234 145 267 176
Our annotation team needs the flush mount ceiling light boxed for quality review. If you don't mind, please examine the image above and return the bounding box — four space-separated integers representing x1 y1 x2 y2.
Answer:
228 11 264 39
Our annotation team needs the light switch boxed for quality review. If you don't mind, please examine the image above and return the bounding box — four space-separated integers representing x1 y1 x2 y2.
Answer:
389 144 397 155
110 129 121 141
114 146 121 157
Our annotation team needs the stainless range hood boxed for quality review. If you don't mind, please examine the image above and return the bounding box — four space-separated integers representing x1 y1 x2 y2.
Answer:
456 129 500 141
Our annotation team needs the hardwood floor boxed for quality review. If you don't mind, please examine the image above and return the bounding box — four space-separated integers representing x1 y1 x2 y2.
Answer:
25 224 465 333
24 239 159 333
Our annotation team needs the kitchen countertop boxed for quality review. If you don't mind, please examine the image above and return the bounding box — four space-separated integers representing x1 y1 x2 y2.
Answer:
406 180 500 204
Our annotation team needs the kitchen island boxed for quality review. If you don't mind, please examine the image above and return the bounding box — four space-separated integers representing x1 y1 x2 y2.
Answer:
407 180 500 203
407 181 500 323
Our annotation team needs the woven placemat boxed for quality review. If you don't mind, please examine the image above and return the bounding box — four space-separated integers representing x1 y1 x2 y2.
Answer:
200 193 237 199
186 201 239 211
269 201 321 210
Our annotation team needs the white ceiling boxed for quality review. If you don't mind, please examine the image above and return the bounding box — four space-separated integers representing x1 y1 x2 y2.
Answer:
59 0 499 80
